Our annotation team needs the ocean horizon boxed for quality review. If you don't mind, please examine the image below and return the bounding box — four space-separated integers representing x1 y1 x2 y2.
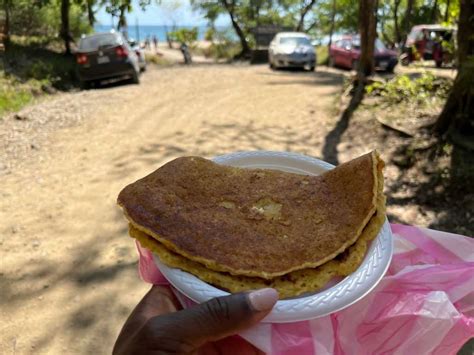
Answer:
94 25 231 42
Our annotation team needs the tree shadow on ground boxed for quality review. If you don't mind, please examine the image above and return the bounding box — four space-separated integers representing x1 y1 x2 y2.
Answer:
322 82 366 165
1 210 139 352
386 134 474 236
110 118 325 181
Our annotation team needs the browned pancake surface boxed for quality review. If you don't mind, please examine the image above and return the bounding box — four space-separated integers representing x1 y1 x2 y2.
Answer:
118 152 379 278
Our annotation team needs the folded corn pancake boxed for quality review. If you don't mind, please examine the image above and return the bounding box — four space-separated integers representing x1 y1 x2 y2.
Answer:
127 157 385 298
118 151 382 279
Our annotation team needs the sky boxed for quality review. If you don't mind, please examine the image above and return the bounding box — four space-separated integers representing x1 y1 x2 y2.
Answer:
95 0 230 27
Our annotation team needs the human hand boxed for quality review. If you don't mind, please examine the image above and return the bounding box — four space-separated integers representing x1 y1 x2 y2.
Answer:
113 285 278 354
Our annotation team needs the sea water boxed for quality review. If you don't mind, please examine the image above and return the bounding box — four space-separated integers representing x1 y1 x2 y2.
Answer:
94 25 231 42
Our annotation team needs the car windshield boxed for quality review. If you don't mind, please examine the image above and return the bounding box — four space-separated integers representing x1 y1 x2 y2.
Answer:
79 34 119 51
280 37 311 46
352 38 387 51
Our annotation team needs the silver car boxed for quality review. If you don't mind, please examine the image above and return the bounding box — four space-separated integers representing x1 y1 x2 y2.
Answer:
128 39 147 72
269 32 316 71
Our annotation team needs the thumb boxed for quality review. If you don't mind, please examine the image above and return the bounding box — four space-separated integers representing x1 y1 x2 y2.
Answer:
146 288 278 352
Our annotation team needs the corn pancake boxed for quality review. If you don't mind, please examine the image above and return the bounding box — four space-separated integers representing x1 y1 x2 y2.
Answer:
127 158 386 298
118 151 382 279
129 197 385 298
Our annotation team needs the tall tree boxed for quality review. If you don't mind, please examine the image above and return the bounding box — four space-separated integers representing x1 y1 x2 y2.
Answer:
444 0 451 21
392 0 402 45
86 0 95 26
402 0 414 43
358 0 377 77
327 0 337 50
219 0 251 56
431 0 439 22
295 0 318 31
434 0 474 148
60 0 71 54
3 0 11 49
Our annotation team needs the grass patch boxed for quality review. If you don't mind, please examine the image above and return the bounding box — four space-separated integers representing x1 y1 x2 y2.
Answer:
316 46 329 66
1 36 79 116
0 74 43 117
190 41 241 61
4 36 77 91
145 53 174 66
366 72 452 105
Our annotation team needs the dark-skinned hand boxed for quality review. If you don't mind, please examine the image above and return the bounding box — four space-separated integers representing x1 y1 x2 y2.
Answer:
113 285 278 354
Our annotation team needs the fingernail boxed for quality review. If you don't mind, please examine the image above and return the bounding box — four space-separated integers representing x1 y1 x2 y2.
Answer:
248 288 279 311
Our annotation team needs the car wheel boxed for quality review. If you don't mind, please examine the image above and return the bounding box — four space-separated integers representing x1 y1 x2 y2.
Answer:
400 54 410 66
269 56 276 69
131 70 140 84
308 65 315 71
140 65 146 73
435 60 442 68
328 56 335 67
352 59 359 71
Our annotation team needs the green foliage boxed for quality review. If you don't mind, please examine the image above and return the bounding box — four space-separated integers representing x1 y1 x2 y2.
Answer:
144 53 173 66
316 46 329 65
8 0 92 39
204 27 215 42
366 72 453 104
198 28 241 60
168 28 199 45
0 75 37 117
4 36 77 90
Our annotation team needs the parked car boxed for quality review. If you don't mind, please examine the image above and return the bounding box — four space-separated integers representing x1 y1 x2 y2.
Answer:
128 38 147 72
400 24 456 68
76 32 141 89
328 35 398 72
269 32 316 71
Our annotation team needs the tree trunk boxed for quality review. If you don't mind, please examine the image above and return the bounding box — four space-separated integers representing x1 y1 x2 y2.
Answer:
4 0 10 49
444 0 451 21
87 0 95 27
327 0 337 51
393 0 401 45
358 0 377 78
402 0 414 44
117 4 128 38
60 0 71 55
220 0 250 57
434 0 474 147
431 0 438 23
117 5 127 30
296 0 317 32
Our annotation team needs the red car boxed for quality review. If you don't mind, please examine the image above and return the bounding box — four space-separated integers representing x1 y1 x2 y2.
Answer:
328 35 398 72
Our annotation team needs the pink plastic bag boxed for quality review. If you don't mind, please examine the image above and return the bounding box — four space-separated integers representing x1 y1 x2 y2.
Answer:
136 224 474 354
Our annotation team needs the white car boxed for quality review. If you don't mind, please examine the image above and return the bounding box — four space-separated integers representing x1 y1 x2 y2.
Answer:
269 32 316 71
128 39 147 72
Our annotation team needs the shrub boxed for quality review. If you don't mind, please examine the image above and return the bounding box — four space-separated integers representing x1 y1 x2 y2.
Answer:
168 28 198 45
366 72 452 104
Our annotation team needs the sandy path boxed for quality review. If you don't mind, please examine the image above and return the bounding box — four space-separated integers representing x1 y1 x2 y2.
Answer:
0 64 343 354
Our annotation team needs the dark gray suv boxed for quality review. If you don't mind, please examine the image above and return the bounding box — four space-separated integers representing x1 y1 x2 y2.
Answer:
76 32 141 89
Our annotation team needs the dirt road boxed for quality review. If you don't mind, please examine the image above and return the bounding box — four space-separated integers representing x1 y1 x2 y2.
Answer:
3 62 469 353
1 64 346 353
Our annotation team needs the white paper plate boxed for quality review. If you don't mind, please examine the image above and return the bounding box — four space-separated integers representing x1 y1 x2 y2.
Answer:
153 151 393 323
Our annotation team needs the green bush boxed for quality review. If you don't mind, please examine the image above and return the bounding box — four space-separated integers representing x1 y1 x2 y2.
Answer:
5 37 77 89
9 1 92 39
144 53 173 66
168 28 198 45
199 29 241 60
316 46 329 66
366 72 452 104
0 75 37 117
